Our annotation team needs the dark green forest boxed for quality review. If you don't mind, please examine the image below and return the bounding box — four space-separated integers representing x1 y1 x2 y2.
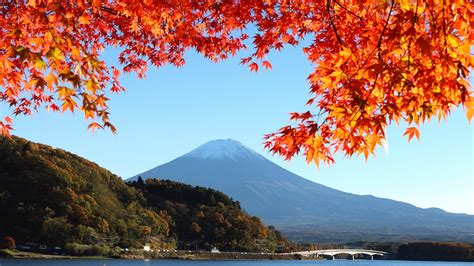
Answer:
343 241 474 261
0 136 289 254
395 242 474 261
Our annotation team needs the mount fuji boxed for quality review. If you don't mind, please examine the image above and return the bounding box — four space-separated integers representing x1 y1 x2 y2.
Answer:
128 139 474 243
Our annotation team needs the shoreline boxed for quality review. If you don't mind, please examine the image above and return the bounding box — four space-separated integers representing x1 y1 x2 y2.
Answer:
0 249 306 260
0 249 105 259
4 249 473 262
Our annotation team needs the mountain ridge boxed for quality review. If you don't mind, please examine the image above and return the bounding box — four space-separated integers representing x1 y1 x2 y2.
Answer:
129 139 474 243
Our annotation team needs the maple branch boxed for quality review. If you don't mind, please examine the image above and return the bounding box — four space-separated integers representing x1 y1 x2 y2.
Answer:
333 0 365 21
339 70 383 151
80 0 120 16
313 108 329 129
315 2 395 140
326 0 343 45
336 0 396 143
406 1 419 75
413 0 420 22
376 0 395 60
100 5 120 16
442 0 447 51
423 1 437 23
83 1 127 18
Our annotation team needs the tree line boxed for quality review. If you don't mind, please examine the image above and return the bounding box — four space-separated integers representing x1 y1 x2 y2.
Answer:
364 241 474 261
130 178 290 252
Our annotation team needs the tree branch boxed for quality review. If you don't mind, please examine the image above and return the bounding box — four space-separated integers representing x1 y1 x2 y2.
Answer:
376 0 395 60
327 0 344 45
333 0 365 21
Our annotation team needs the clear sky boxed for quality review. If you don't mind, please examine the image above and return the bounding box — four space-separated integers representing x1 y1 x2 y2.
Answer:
9 45 474 214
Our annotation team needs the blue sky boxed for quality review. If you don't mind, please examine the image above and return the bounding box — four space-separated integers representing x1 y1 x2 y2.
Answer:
10 45 474 214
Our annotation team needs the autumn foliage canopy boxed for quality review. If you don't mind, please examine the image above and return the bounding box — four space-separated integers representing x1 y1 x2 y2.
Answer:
0 0 472 166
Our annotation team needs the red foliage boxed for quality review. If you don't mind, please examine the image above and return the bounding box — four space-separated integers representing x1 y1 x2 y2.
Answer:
0 0 472 165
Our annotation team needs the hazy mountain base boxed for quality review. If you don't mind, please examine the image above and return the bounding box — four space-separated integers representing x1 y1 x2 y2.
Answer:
281 225 474 244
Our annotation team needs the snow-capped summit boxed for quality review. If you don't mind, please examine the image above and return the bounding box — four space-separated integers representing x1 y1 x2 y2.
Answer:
182 139 264 161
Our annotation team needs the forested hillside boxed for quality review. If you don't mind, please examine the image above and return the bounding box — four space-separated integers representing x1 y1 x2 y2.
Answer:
0 136 169 249
130 178 290 252
0 136 289 253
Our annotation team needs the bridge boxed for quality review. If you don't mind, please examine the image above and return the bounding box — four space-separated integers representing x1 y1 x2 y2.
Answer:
289 249 388 260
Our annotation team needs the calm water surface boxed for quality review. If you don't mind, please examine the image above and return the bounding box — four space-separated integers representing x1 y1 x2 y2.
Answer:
0 260 472 266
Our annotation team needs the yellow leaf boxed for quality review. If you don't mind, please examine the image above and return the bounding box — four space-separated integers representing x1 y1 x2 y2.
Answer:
459 43 471 55
339 47 352 60
329 69 344 84
33 57 46 69
45 73 58 89
320 76 333 89
400 0 411 11
86 79 98 93
61 97 78 113
356 69 369 80
47 47 63 60
78 15 89 25
58 86 72 99
446 34 459 47
327 107 346 120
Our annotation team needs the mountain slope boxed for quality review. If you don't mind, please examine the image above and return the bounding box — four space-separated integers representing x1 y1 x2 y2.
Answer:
0 136 169 248
130 139 474 243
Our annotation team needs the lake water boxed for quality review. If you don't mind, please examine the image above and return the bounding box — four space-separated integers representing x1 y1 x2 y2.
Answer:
0 260 472 266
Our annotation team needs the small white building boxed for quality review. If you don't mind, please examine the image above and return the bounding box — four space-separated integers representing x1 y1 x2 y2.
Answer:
211 247 220 253
143 244 151 252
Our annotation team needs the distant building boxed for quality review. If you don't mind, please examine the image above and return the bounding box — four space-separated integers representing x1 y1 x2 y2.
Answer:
211 247 220 253
143 244 151 252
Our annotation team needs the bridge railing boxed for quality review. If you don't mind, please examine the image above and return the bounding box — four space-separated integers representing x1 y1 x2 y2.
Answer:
288 248 388 255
